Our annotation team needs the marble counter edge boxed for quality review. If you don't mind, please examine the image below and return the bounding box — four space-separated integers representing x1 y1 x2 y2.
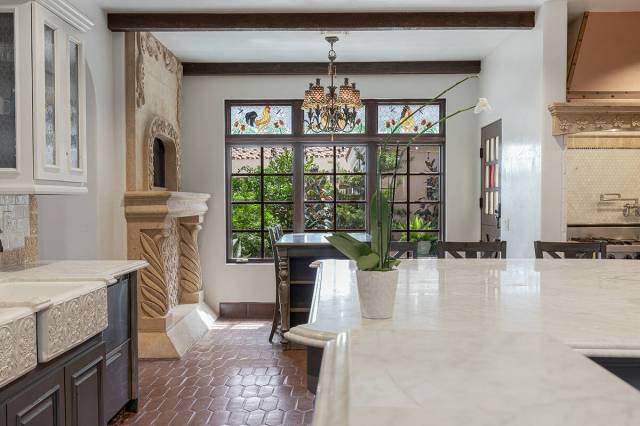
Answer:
0 260 148 285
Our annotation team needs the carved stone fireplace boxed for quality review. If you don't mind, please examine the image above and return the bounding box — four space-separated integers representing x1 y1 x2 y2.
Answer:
124 32 213 359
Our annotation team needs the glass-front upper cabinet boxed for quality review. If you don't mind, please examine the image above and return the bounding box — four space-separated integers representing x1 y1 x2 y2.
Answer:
0 10 17 172
32 3 86 183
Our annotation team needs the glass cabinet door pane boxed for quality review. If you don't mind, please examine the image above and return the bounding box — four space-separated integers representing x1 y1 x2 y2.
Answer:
0 13 16 169
69 41 79 169
44 25 56 166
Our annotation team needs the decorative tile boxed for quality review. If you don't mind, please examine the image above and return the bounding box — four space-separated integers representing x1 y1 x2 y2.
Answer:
110 321 314 426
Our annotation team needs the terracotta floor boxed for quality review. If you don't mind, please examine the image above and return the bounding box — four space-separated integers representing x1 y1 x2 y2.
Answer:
111 321 314 426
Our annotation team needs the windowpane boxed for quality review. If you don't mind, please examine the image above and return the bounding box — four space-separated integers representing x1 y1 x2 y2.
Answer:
264 176 293 201
337 204 366 230
304 175 334 201
231 147 261 173
409 146 440 173
378 145 408 173
409 203 439 230
231 176 260 201
230 105 292 135
392 204 407 230
336 146 366 173
265 204 293 229
409 175 440 202
305 204 333 230
381 175 407 202
378 104 440 134
231 204 261 230
303 106 366 134
44 25 56 166
231 232 261 259
304 146 334 172
264 146 293 173
337 175 365 201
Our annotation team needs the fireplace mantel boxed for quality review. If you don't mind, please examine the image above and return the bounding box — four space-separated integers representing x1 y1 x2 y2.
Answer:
124 191 210 223
549 101 640 136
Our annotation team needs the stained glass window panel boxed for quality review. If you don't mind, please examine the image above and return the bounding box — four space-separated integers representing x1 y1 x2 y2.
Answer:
377 104 440 135
230 105 292 135
303 106 366 134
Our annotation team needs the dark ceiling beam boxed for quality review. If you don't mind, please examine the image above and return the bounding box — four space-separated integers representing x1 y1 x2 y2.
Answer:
182 61 482 76
107 12 535 32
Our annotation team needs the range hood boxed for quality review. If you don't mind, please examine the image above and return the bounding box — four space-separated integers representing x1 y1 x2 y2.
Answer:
549 12 640 136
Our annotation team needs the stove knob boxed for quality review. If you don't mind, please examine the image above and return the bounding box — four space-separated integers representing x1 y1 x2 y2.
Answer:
624 255 633 260
635 254 640 260
607 254 617 259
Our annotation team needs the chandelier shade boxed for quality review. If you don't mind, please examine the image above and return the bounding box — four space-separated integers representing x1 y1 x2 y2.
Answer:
303 37 362 134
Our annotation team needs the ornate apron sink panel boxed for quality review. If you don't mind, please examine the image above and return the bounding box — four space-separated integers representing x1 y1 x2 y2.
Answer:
0 281 108 363
0 307 37 388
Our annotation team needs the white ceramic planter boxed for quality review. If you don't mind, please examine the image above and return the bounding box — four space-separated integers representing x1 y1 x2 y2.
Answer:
356 269 399 319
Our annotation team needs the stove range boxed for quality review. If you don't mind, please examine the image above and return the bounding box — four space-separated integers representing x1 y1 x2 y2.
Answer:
567 226 640 259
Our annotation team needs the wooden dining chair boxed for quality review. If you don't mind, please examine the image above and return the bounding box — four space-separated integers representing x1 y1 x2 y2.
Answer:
267 225 283 343
437 241 507 259
390 241 418 259
534 241 607 259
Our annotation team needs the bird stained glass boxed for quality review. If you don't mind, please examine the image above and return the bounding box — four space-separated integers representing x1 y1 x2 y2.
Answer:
230 105 292 135
377 104 440 135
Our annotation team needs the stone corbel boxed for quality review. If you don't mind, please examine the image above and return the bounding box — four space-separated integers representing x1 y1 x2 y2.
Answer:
139 228 171 318
179 217 204 304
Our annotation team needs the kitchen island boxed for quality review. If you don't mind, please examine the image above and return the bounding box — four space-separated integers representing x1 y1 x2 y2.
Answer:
0 260 147 425
285 259 640 397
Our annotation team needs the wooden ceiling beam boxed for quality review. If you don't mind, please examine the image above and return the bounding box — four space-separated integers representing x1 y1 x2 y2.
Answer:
107 12 535 32
182 61 481 76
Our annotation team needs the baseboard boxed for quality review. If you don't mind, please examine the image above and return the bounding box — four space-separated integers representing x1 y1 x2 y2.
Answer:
219 302 275 319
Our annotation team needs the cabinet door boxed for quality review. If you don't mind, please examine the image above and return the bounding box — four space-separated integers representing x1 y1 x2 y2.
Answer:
6 370 66 426
0 4 29 176
32 3 86 183
65 343 106 426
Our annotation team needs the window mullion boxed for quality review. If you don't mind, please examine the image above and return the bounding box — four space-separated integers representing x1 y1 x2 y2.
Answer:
293 143 304 232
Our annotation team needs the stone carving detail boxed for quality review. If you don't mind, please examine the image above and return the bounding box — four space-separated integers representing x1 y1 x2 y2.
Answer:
40 287 107 362
0 315 37 387
163 219 180 309
139 230 170 318
145 116 182 191
549 103 640 135
179 222 203 301
135 32 181 108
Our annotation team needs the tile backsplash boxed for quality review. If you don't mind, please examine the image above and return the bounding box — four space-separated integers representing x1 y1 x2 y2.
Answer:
566 148 640 225
0 194 37 267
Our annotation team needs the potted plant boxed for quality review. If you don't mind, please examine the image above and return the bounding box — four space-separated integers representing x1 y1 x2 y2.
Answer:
327 76 491 319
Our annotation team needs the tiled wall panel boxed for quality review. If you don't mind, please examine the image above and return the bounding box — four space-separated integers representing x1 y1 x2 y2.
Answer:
0 194 37 266
566 149 640 225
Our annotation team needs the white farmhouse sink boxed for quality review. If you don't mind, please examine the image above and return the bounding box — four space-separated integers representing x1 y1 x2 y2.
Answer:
0 281 108 362
0 307 37 387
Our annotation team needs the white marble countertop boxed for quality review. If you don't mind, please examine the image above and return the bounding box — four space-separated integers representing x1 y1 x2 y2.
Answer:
285 259 640 357
0 260 148 285
314 329 640 426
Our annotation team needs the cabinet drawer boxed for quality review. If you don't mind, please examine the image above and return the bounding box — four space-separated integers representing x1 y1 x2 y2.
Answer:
104 277 129 353
105 341 130 422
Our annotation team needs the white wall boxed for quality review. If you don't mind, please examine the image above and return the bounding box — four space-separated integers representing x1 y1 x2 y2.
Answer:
478 0 567 258
182 75 479 311
39 0 127 260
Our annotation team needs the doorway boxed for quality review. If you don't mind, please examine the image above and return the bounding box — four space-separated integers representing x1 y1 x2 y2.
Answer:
480 120 502 241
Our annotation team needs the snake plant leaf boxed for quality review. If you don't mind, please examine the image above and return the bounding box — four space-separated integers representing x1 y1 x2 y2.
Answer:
357 253 380 271
326 234 365 262
370 190 391 267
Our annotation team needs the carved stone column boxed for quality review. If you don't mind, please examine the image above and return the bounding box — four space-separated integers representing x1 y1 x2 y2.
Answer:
179 218 204 304
138 229 170 318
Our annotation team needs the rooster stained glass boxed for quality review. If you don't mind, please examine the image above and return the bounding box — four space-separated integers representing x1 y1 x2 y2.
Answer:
230 105 292 135
377 104 440 135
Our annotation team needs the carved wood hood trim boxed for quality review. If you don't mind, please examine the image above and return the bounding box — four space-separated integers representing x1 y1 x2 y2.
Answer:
549 102 640 136
124 191 210 223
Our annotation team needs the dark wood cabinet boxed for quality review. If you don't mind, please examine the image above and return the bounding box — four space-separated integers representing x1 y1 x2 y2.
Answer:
6 370 66 426
65 343 105 426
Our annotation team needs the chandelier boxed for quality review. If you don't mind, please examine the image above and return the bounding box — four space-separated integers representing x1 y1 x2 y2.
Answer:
303 36 362 134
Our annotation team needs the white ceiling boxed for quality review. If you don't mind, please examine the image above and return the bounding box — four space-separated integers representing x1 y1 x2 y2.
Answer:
153 30 515 62
99 0 546 13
